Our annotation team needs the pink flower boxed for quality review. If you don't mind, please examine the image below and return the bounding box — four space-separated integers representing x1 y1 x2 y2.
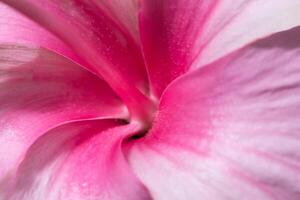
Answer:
1 0 300 199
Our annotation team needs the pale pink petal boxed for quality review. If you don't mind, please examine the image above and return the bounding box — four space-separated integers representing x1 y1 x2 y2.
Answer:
195 0 300 67
0 2 85 67
0 45 126 184
1 120 151 200
139 0 300 97
1 0 152 118
128 27 300 199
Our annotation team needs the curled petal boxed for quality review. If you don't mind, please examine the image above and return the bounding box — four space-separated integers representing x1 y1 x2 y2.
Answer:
128 27 300 200
1 120 151 200
0 45 125 184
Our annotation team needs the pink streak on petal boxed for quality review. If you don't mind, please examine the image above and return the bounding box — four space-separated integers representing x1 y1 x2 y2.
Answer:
0 45 126 186
139 0 300 97
127 27 300 199
139 0 217 97
2 120 151 200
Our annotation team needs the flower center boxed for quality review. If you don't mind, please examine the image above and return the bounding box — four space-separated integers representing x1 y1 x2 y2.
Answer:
129 93 157 134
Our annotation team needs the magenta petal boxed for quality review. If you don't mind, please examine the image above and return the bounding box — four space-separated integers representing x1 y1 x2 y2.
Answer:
1 120 151 200
1 0 155 121
93 0 140 44
128 27 300 199
138 0 215 97
0 45 126 183
2 0 148 91
139 0 300 97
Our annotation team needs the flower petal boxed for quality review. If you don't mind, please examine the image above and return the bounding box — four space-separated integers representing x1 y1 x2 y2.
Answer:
1 120 151 200
93 0 140 43
0 2 85 67
0 45 125 183
128 27 300 199
195 0 300 67
1 0 151 115
139 0 300 97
